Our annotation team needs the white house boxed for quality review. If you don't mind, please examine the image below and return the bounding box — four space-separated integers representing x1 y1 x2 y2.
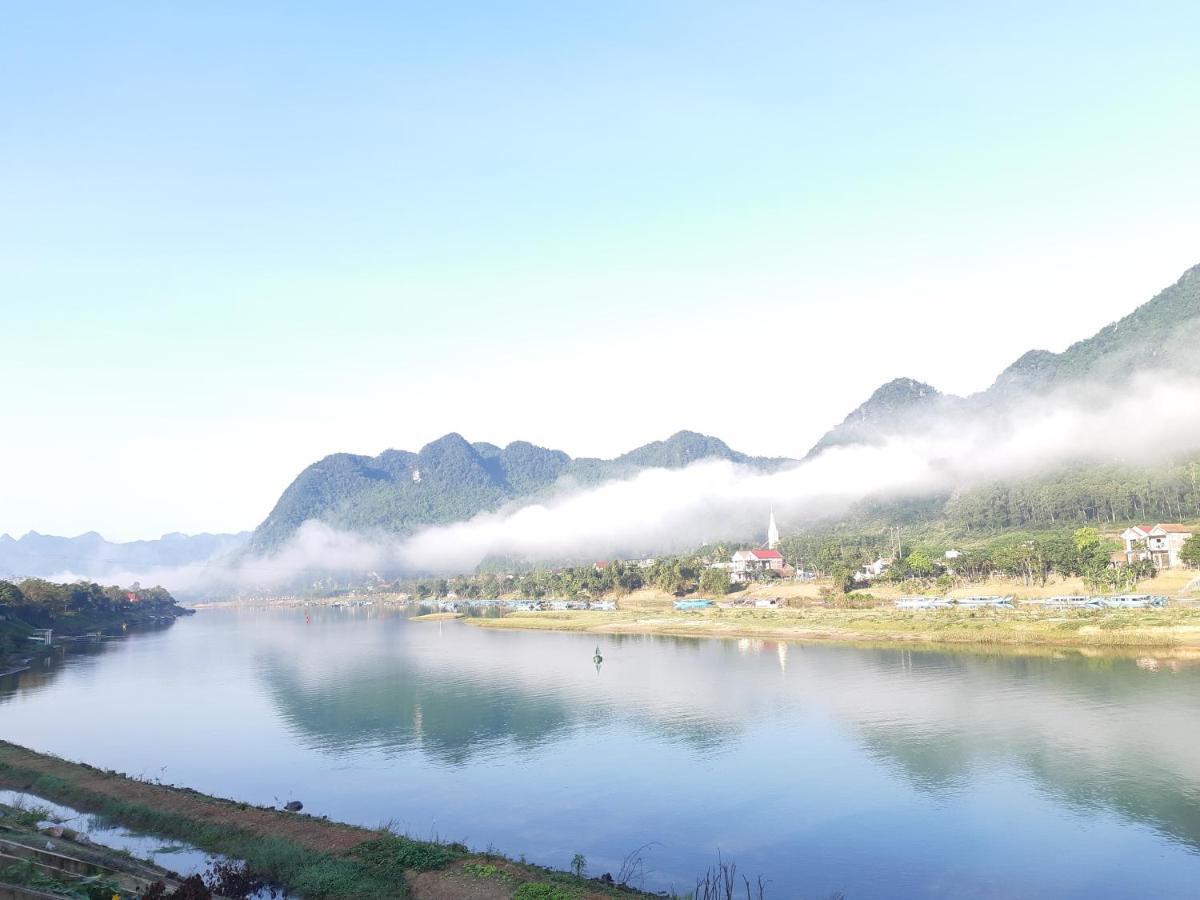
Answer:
1120 524 1194 569
730 549 785 583
853 557 891 583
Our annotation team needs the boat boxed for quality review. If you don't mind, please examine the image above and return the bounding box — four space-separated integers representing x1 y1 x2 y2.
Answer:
952 596 1014 608
894 597 951 610
1097 594 1168 609
674 599 713 610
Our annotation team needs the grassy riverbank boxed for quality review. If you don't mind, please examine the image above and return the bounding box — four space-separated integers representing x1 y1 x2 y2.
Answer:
0 742 657 899
469 582 1200 650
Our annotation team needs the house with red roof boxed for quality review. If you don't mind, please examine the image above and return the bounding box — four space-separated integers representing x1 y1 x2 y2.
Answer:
1120 524 1195 569
730 548 785 583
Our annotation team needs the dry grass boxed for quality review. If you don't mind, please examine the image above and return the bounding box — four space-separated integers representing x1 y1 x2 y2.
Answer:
470 597 1200 650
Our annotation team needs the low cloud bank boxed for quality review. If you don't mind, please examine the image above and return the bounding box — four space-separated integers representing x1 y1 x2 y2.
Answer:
49 373 1200 597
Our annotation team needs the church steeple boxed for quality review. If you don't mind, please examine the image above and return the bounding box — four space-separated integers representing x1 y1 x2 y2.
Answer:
767 509 779 550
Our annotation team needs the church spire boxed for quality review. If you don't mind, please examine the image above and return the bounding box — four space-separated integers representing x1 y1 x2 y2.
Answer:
767 509 779 550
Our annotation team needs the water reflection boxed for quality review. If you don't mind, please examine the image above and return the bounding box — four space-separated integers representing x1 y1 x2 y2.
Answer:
2 609 1199 898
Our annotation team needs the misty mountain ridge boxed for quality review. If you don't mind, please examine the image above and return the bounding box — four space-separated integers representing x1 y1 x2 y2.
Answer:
0 530 250 580
249 430 795 552
807 262 1200 457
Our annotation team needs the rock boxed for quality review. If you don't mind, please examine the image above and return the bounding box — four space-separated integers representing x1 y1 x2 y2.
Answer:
284 801 303 812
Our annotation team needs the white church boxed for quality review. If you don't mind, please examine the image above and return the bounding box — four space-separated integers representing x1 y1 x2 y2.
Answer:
728 511 785 583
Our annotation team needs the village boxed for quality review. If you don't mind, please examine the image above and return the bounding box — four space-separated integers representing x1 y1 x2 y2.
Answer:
399 514 1200 619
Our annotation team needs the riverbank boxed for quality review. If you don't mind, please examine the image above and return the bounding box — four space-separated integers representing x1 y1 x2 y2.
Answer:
0 741 656 899
469 595 1200 650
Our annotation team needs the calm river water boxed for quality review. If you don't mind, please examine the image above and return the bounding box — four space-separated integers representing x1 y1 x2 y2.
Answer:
3 607 1200 898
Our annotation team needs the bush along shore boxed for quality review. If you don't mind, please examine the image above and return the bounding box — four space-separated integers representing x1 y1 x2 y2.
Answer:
0 578 193 672
0 741 714 899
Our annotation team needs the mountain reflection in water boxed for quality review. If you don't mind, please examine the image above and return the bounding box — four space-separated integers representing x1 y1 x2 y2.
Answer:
2 607 1199 899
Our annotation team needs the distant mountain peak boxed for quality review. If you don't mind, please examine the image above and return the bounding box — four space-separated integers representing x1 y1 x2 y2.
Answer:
807 377 949 458
811 261 1200 455
249 430 795 551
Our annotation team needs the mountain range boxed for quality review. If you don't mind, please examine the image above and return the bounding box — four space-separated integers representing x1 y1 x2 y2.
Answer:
248 262 1199 551
0 530 250 581
249 431 794 551
808 262 1200 456
10 262 1199 577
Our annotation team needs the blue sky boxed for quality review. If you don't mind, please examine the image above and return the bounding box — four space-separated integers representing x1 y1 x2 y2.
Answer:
3 1 1199 540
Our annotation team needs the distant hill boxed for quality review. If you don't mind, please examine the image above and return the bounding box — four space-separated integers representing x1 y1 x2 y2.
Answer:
985 262 1200 400
800 262 1200 532
808 262 1200 457
0 531 250 580
805 378 958 459
250 431 794 552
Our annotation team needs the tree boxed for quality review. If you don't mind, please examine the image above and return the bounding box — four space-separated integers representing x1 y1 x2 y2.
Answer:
699 567 731 597
1074 526 1115 589
1181 535 1200 569
905 550 936 578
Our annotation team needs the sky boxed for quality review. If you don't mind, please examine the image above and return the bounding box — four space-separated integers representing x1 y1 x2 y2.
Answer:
3 1 1199 542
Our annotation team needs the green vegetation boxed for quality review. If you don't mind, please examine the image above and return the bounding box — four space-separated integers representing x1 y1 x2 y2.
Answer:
942 456 1200 530
249 431 793 552
1181 535 1200 568
0 858 124 899
698 566 732 596
779 524 1165 593
0 742 691 899
514 884 573 900
0 579 190 667
989 262 1200 396
407 555 732 601
346 834 465 873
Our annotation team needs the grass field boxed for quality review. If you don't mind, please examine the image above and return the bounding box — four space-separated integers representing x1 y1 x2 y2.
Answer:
470 574 1200 651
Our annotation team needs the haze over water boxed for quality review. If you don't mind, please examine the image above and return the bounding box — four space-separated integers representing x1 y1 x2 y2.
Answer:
3 608 1199 898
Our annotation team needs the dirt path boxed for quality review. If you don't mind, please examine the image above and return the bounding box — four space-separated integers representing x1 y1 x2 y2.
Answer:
0 741 371 855
0 742 636 899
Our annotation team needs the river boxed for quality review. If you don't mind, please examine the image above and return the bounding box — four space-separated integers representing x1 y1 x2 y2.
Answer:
2 606 1199 898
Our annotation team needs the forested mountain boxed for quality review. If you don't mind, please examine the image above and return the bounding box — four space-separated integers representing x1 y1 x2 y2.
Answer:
799 262 1200 532
0 530 249 580
984 261 1200 400
807 262 1200 458
249 262 1200 555
805 378 957 459
250 430 794 551
941 457 1200 530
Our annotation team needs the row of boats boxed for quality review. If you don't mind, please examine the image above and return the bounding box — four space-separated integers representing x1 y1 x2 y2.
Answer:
435 598 617 612
894 594 1169 610
673 598 783 610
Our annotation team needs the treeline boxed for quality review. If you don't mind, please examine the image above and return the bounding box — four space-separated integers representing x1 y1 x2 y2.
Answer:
397 520 1200 606
943 457 1200 530
0 579 186 663
779 526 1181 593
407 556 725 601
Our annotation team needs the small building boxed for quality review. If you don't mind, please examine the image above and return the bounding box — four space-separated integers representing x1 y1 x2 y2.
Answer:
854 557 890 582
730 549 785 583
1120 524 1195 569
